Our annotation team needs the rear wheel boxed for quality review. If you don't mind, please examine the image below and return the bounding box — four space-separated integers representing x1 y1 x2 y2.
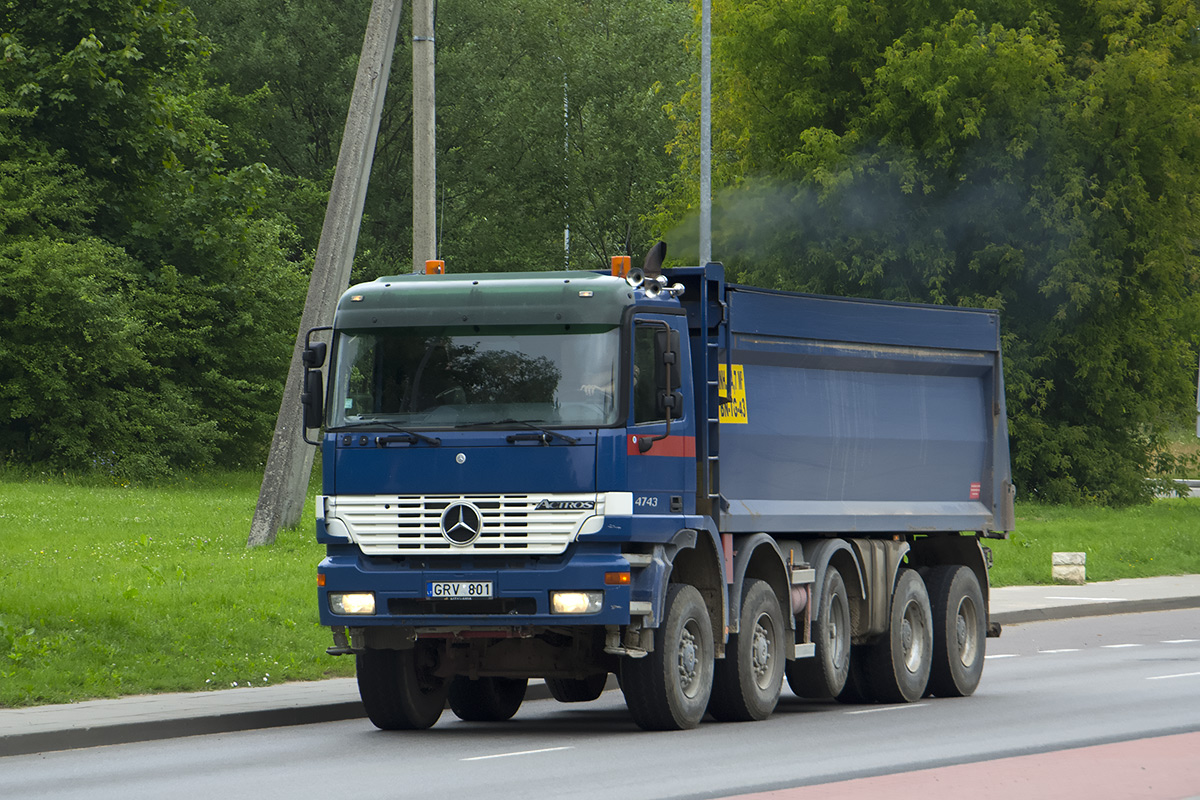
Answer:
709 579 785 721
356 642 448 730
621 583 714 730
787 566 851 699
447 676 527 721
863 568 932 703
835 645 875 704
924 565 986 697
546 673 609 703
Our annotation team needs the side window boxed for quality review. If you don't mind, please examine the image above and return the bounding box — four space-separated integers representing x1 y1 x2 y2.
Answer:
633 324 664 425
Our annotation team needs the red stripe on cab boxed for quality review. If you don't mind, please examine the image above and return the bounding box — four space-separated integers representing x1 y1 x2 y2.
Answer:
627 434 696 457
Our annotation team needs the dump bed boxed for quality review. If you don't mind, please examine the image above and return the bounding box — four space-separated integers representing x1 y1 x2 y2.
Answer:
716 285 1013 536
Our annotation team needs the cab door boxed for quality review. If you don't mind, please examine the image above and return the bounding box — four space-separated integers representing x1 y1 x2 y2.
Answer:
626 315 696 517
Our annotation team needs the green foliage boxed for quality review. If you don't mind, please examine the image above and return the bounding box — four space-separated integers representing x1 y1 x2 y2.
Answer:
0 1 307 478
192 0 691 275
660 0 1200 504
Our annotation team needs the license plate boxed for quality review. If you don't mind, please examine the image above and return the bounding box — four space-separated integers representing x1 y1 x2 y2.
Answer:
426 581 493 599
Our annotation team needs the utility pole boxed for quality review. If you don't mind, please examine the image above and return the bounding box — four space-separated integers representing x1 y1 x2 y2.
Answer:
247 0 404 547
412 0 437 272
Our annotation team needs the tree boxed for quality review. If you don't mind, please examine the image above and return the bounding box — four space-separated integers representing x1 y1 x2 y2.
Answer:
659 0 1200 504
191 0 692 277
0 1 306 477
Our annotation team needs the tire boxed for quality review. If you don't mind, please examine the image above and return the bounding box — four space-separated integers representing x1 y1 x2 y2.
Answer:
709 579 785 721
621 583 714 730
835 645 875 704
924 565 986 698
356 643 449 730
863 568 932 703
447 676 528 721
546 673 609 703
786 565 852 699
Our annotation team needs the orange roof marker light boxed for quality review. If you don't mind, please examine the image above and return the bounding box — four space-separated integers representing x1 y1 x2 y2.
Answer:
425 259 445 275
610 255 631 278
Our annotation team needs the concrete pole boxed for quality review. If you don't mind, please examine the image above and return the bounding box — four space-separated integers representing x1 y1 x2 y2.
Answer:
699 0 712 266
412 0 437 272
247 0 404 547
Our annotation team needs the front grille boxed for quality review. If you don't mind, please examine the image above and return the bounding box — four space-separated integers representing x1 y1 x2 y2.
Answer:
328 493 601 555
389 597 538 616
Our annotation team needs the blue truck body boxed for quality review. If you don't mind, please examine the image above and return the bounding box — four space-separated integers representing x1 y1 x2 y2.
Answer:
305 262 1014 730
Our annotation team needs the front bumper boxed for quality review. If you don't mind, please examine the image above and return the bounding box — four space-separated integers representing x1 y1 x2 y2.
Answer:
318 545 635 628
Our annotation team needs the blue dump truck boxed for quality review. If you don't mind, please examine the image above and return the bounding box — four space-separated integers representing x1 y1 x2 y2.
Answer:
300 256 1015 731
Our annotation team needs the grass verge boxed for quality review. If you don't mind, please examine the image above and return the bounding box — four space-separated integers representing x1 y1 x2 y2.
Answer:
2 471 1198 707
1 470 354 708
988 498 1200 586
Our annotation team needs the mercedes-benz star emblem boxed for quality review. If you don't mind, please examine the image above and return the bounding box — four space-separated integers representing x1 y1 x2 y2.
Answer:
440 503 482 545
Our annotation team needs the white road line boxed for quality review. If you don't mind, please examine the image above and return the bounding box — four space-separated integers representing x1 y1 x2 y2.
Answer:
1037 648 1081 654
1162 639 1199 644
462 746 573 762
1042 596 1125 602
845 703 928 715
1146 671 1200 681
1101 643 1142 649
984 654 1019 660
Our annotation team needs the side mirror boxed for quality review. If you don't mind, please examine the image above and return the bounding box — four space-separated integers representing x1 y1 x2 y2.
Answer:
301 369 324 430
302 341 327 369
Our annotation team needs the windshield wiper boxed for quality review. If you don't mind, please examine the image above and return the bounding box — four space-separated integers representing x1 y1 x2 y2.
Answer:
455 418 579 445
329 421 441 446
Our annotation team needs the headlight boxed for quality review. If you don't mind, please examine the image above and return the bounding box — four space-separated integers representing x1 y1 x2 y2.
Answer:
551 591 603 615
329 592 376 615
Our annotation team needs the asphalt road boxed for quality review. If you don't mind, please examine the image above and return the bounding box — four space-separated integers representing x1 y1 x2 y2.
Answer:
5 609 1198 800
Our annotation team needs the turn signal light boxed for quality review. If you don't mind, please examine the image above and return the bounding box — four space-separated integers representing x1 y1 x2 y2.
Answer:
605 572 631 585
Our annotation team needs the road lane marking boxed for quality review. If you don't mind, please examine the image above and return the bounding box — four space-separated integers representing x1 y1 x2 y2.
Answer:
845 703 928 715
462 746 572 762
1041 596 1126 602
1163 639 1198 644
984 654 1019 659
1037 648 1080 654
1146 671 1200 681
1101 644 1142 649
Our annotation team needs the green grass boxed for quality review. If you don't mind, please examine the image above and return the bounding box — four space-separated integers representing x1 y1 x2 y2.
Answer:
3 469 1200 708
987 498 1200 586
0 470 354 708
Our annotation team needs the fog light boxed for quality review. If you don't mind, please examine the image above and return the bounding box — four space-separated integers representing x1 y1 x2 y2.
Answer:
329 592 376 615
551 591 604 615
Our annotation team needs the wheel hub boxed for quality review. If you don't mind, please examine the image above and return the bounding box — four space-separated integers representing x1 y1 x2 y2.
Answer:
678 626 699 693
752 619 772 684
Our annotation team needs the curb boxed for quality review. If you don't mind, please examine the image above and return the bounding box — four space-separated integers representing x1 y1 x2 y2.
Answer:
990 595 1200 626
0 701 368 759
0 681 555 759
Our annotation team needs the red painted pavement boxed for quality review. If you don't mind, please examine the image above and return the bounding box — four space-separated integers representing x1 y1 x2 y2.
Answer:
727 731 1200 800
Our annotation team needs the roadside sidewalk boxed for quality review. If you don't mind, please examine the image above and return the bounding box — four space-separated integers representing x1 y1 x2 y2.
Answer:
4 574 1200 758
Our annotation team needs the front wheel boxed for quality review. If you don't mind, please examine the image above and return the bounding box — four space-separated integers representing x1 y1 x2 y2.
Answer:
621 583 714 730
709 579 785 721
356 643 449 730
924 565 986 697
447 676 527 721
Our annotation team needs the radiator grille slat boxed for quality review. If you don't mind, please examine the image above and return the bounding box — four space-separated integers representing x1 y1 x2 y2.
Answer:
328 493 600 555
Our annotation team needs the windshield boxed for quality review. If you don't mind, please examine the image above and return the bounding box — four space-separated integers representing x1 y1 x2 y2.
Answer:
328 325 621 429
